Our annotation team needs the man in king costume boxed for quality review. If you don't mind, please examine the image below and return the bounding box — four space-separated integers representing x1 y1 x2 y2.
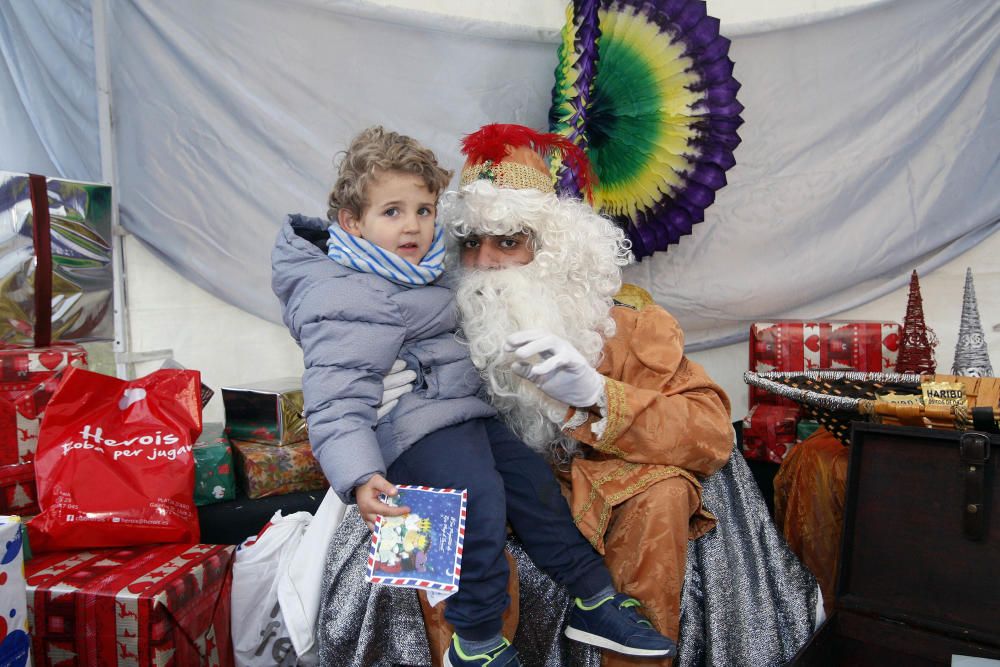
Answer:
430 124 732 665
314 125 820 667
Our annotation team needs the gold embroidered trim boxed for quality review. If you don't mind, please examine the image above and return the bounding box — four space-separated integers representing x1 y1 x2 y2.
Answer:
594 379 628 457
573 462 639 527
460 160 554 193
592 466 694 541
613 284 655 310
607 466 698 506
579 465 702 548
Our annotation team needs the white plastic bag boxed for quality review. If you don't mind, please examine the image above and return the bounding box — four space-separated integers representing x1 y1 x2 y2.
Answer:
232 510 312 667
277 488 348 662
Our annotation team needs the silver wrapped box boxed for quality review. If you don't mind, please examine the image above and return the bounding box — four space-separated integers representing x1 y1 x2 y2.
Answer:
0 171 113 344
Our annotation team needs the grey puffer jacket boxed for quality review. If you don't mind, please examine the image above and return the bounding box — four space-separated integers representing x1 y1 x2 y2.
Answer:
271 214 495 503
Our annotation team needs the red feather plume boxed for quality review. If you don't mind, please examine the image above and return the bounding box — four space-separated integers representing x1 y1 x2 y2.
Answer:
460 123 596 201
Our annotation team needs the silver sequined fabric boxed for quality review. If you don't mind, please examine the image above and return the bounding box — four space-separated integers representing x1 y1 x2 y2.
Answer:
317 445 818 666
317 512 432 666
675 445 819 666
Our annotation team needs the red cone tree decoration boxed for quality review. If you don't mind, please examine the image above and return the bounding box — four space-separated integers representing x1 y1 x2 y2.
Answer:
896 270 937 374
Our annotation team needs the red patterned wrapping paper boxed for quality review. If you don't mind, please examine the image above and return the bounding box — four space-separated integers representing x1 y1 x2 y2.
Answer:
748 321 900 408
0 462 39 515
0 343 87 465
26 543 235 667
231 439 328 499
742 404 800 463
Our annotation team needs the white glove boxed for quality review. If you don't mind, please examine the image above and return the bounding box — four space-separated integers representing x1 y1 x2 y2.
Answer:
503 330 605 408
377 359 417 419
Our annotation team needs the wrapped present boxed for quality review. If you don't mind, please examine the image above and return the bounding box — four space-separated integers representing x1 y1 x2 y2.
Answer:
221 378 307 446
232 439 327 500
26 543 235 667
0 517 31 666
0 172 113 346
194 424 235 506
0 463 39 515
0 343 87 465
796 420 821 443
749 321 901 408
742 404 800 464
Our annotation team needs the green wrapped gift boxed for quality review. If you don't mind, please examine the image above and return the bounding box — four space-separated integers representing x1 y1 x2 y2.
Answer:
796 420 821 443
193 423 236 506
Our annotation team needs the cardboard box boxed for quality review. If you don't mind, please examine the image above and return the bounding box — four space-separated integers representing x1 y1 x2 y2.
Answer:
0 517 31 666
194 424 235 506
742 403 800 463
0 172 113 346
0 343 87 465
232 439 327 500
0 463 38 515
221 379 307 446
749 321 900 408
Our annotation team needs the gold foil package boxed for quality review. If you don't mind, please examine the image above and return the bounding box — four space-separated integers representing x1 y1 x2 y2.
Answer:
875 392 923 407
920 381 968 408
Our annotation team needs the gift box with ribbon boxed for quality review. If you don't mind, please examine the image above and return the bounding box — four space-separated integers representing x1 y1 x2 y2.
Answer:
0 172 113 346
749 321 900 409
26 543 235 666
0 343 87 466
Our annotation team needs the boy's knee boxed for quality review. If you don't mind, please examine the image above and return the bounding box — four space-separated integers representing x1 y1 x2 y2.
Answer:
465 470 507 517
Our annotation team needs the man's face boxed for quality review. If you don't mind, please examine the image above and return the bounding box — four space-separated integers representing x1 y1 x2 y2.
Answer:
459 233 534 270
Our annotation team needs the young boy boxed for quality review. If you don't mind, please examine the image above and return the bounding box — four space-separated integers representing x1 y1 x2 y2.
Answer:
271 127 675 667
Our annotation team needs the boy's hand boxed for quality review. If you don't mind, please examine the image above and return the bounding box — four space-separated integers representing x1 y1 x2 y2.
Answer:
356 473 410 531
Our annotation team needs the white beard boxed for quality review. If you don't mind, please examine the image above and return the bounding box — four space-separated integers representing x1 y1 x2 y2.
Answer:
455 261 615 461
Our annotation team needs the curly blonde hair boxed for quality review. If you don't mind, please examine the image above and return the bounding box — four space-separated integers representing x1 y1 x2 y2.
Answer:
326 126 453 221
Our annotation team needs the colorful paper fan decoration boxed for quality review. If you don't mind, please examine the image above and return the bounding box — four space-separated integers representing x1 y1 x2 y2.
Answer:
549 0 744 259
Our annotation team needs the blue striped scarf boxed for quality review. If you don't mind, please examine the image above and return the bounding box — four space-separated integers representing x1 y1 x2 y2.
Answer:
327 223 445 286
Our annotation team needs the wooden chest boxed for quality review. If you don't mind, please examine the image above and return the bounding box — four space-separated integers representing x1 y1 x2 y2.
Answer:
792 423 1000 666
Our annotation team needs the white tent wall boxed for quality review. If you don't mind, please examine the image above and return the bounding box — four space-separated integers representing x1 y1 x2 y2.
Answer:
119 0 1000 423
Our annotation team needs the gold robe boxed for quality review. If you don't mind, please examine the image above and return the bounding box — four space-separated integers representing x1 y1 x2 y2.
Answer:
422 298 734 666
562 302 734 666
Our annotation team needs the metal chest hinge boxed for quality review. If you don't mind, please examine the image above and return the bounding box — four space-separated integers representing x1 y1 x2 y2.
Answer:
960 431 991 541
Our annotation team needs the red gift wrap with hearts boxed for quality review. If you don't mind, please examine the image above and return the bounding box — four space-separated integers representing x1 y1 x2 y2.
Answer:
0 343 87 466
748 321 901 409
742 404 800 463
25 543 235 667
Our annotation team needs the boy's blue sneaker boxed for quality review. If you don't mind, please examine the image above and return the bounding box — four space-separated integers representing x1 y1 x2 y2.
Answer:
564 593 677 658
444 635 522 667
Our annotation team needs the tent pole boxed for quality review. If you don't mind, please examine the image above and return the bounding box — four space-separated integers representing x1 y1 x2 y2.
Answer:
91 0 131 379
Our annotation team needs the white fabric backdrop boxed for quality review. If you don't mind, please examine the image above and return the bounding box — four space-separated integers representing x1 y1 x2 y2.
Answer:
2 0 999 353
624 0 1000 348
0 1 99 180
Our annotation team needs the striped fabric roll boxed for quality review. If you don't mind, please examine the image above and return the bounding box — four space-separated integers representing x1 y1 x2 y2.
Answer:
327 223 445 287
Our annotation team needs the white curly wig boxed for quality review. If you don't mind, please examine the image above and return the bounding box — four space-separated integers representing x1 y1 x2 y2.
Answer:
441 180 633 459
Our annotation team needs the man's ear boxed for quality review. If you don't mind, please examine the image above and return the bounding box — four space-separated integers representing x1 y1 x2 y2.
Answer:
338 208 363 237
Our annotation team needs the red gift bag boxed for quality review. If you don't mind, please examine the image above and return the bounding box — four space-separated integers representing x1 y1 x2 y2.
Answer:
28 367 202 551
